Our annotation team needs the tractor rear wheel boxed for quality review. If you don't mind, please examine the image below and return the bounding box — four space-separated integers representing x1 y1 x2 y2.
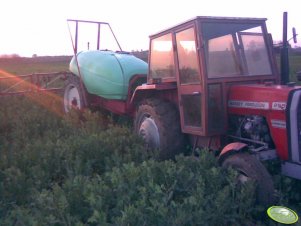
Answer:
134 98 185 159
63 75 87 113
222 152 276 206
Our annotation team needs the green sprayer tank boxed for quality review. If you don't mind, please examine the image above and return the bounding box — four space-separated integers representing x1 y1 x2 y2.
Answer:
69 50 148 100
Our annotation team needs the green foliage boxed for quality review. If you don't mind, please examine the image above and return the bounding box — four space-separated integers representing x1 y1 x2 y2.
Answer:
289 54 301 83
1 157 258 226
1 94 300 225
0 95 146 220
0 94 258 225
275 53 301 83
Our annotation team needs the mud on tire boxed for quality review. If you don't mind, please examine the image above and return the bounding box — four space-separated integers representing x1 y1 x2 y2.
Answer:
134 98 185 160
222 152 276 206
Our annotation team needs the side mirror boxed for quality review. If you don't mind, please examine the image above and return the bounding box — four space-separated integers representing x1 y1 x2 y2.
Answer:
293 27 298 44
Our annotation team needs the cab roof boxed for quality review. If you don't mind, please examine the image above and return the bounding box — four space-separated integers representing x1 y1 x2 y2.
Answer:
149 16 267 38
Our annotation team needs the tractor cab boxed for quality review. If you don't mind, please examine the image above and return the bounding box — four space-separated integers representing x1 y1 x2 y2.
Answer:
147 16 279 139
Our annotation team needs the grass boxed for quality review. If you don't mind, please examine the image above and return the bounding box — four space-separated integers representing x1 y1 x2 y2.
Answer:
289 55 301 81
0 56 72 95
274 52 301 82
0 56 71 76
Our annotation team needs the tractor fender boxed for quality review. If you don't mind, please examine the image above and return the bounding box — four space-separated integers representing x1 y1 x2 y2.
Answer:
218 142 248 165
130 83 177 106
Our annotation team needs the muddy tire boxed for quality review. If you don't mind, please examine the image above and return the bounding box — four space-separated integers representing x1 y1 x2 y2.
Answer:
134 98 185 159
222 152 276 206
63 75 87 113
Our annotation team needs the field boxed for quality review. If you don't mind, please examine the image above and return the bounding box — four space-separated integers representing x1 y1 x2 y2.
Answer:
289 54 301 82
0 56 71 75
0 55 301 225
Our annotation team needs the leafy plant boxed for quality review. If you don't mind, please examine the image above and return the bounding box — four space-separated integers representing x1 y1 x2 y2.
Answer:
1 89 301 225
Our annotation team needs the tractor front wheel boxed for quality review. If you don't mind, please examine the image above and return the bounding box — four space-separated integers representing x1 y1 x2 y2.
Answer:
63 75 87 113
222 152 276 206
134 98 185 159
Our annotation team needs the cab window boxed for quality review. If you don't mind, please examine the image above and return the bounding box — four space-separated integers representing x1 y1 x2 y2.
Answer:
206 34 241 77
239 32 272 75
176 28 201 85
149 33 175 80
202 22 272 78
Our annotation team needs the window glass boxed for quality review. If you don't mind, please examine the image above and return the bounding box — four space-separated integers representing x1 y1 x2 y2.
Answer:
176 28 201 84
240 33 272 75
202 22 272 78
207 34 241 77
150 33 175 79
182 94 202 127
208 84 224 132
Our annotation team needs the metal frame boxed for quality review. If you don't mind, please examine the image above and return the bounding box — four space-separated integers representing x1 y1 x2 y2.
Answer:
66 19 124 107
174 22 204 135
0 72 71 96
67 19 122 54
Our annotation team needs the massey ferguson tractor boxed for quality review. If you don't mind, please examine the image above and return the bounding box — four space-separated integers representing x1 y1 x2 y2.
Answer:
63 16 300 205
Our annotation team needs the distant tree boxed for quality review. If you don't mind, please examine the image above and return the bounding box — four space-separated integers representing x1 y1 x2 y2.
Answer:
0 54 20 58
11 54 20 58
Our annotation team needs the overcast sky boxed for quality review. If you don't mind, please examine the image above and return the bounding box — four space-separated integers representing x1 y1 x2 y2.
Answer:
0 0 300 57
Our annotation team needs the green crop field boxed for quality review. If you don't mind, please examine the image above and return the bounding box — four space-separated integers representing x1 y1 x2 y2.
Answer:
274 53 301 82
0 56 71 76
289 54 301 81
0 55 301 225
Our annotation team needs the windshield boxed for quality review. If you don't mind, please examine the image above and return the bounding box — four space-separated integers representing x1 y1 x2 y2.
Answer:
202 21 272 78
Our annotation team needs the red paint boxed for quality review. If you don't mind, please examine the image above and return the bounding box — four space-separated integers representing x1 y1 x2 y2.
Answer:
220 142 248 157
228 84 301 160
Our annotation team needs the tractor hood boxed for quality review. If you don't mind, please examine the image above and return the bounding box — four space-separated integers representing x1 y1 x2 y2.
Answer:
228 85 301 163
228 83 301 161
228 84 301 114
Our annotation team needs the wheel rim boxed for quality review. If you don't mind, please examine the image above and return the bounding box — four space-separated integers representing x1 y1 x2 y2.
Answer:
138 116 160 149
237 171 250 184
64 84 81 112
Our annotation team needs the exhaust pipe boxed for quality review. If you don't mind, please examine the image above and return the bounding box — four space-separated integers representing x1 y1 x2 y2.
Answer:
280 12 290 84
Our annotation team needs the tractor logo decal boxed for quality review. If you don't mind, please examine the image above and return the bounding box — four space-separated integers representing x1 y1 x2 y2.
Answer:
228 100 269 110
271 119 286 129
272 102 287 110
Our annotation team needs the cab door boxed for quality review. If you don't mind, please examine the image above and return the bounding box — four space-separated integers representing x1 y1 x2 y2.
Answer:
175 26 204 135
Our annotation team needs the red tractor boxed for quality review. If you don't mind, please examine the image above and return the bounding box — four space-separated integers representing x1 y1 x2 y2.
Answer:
64 16 300 205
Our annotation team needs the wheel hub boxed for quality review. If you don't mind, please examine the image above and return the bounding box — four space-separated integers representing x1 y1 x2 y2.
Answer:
71 97 78 107
64 85 81 112
139 117 160 149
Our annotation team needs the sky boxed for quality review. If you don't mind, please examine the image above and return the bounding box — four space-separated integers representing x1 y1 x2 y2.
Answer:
0 0 300 57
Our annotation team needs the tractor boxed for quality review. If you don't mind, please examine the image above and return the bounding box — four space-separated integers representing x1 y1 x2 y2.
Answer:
63 15 300 205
